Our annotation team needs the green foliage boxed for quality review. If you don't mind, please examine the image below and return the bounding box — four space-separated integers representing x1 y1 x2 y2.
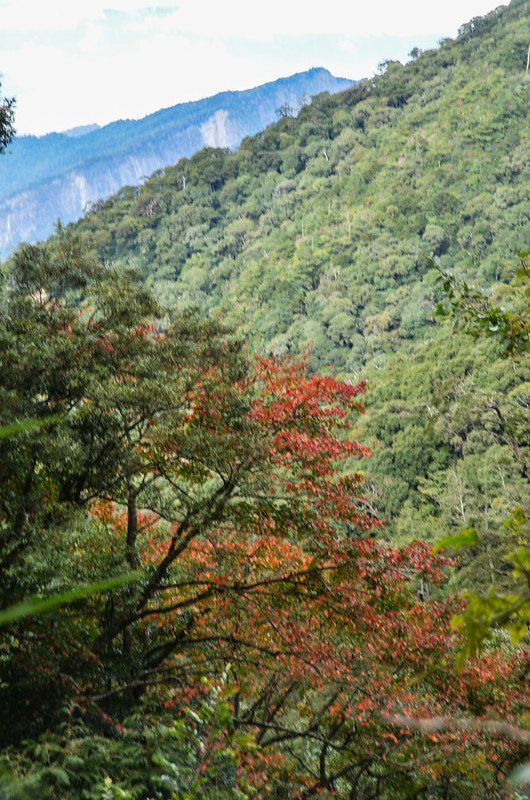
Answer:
0 678 253 800
434 527 478 552
436 251 530 356
0 415 64 441
450 507 530 661
0 77 15 154
358 322 529 593
61 0 530 596
435 247 529 659
0 572 142 627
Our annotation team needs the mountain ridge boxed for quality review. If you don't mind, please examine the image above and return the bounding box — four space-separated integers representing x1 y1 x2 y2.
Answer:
0 67 352 257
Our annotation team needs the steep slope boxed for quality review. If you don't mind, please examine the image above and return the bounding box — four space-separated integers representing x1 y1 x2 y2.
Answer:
0 68 351 258
73 3 528 360
64 0 530 581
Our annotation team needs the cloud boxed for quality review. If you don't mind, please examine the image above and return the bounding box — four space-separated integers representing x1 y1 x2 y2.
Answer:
165 0 501 39
0 0 178 32
138 6 179 19
0 0 502 36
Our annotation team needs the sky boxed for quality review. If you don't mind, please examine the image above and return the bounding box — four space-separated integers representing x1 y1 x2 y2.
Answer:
0 0 504 136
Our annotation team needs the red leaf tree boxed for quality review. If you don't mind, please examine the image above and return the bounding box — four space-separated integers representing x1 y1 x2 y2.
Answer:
89 353 528 798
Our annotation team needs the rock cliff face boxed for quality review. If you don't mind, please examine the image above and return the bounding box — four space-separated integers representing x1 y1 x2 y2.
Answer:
0 68 352 258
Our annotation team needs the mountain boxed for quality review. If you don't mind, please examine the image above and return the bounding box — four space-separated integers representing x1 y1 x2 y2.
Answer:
0 68 352 258
62 123 101 138
66 0 529 587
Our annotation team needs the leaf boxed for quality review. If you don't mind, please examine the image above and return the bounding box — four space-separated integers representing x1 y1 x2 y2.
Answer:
510 507 526 527
505 616 529 645
505 547 530 577
0 415 64 440
0 572 143 627
45 768 70 787
433 528 478 553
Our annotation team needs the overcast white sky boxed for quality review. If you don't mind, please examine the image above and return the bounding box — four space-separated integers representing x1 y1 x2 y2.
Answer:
0 0 504 136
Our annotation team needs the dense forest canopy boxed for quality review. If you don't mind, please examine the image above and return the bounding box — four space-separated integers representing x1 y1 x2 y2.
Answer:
0 0 529 797
0 235 528 799
71 0 530 587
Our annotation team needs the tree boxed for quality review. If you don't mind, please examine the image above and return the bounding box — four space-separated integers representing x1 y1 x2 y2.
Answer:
0 233 250 737
437 254 530 359
276 102 295 119
435 257 530 656
0 75 15 153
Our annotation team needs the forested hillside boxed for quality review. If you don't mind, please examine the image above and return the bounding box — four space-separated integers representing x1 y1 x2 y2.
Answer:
71 0 530 588
0 69 351 259
0 1 529 797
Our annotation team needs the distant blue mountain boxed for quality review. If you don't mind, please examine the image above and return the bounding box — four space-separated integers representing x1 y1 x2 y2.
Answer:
0 68 352 258
62 124 101 138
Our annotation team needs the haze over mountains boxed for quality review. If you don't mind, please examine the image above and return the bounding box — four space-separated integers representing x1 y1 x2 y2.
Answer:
0 68 351 259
